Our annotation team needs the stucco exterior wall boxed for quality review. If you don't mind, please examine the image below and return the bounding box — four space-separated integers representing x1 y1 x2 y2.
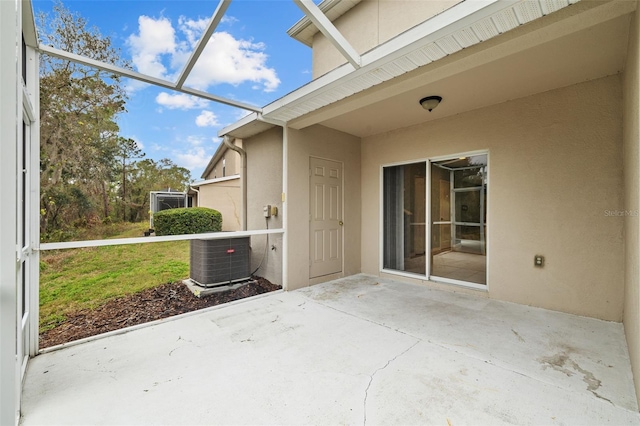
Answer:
361 75 624 321
312 0 462 78
286 125 361 290
623 6 640 408
245 128 283 285
196 177 242 232
203 140 243 180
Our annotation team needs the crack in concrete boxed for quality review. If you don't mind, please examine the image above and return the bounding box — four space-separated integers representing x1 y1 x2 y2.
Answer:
301 289 623 412
511 329 525 343
363 341 420 426
302 297 419 340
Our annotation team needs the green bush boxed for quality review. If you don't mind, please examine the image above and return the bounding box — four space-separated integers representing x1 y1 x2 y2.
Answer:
154 207 222 236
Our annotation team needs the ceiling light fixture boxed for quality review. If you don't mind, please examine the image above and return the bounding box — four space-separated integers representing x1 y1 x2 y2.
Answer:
419 96 442 112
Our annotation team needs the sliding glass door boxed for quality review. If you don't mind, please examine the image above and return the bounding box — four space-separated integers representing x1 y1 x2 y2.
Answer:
383 162 426 275
430 155 487 285
382 154 487 287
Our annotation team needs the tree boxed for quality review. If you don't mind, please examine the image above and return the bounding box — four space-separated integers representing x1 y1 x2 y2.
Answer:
116 137 145 221
38 1 131 239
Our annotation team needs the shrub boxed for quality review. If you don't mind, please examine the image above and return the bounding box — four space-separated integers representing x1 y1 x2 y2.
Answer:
154 207 222 236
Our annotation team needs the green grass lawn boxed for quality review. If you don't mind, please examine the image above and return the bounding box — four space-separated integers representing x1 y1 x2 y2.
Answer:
39 223 189 332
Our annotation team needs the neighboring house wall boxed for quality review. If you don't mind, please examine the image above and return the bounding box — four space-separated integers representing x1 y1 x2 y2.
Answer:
195 140 244 231
312 0 462 78
195 177 242 231
245 127 284 285
361 75 624 321
203 141 243 179
623 5 640 409
287 125 361 290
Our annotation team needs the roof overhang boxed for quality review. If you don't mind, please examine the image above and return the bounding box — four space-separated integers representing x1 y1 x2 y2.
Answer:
287 0 362 47
200 141 229 179
191 174 240 187
221 0 596 139
219 0 636 138
22 0 38 47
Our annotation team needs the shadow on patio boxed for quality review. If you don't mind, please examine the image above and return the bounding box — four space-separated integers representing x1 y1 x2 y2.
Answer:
20 275 639 425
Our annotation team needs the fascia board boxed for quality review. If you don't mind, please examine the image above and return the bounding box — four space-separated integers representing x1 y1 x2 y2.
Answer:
191 174 240 187
218 112 260 137
201 141 229 179
220 0 588 137
287 0 361 46
263 0 512 117
22 0 38 47
293 0 361 68
220 0 510 136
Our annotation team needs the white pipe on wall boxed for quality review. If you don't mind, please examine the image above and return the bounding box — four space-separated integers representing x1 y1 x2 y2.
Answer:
223 136 247 231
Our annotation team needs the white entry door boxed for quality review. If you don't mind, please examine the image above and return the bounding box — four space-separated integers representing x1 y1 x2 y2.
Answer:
309 157 343 278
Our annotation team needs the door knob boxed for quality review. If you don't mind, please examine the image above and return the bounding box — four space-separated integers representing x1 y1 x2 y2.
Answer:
339 221 344 226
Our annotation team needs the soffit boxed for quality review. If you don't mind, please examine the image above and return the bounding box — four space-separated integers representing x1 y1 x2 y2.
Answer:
316 12 631 137
287 0 362 47
262 0 585 125
220 0 634 140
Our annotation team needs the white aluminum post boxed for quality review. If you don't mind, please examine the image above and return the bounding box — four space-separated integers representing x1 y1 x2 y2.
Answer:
175 0 231 89
0 0 20 424
28 40 40 357
282 125 289 290
38 45 262 113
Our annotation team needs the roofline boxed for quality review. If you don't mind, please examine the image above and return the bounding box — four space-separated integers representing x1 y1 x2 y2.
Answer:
200 141 228 179
220 0 589 139
287 0 361 47
265 0 523 115
191 174 240 187
22 0 38 47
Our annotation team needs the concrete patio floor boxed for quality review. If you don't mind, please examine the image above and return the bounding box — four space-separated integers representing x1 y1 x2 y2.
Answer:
21 274 640 425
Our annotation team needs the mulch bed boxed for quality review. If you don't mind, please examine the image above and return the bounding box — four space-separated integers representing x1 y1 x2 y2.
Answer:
39 277 281 349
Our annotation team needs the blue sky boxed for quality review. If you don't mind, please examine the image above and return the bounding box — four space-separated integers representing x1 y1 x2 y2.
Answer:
33 0 313 180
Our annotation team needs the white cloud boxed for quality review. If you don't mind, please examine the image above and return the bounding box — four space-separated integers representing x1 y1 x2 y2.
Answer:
178 16 209 46
127 15 280 96
127 16 176 79
195 110 219 127
186 135 206 146
186 32 280 92
174 147 211 170
155 92 209 110
221 15 238 25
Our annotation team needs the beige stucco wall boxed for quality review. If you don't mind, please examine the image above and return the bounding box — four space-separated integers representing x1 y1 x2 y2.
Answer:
286 125 361 290
196 178 242 232
312 0 462 78
203 140 243 180
623 6 640 408
245 128 283 285
361 75 624 321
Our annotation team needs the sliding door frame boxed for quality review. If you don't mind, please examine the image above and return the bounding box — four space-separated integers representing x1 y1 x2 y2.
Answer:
380 150 489 291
